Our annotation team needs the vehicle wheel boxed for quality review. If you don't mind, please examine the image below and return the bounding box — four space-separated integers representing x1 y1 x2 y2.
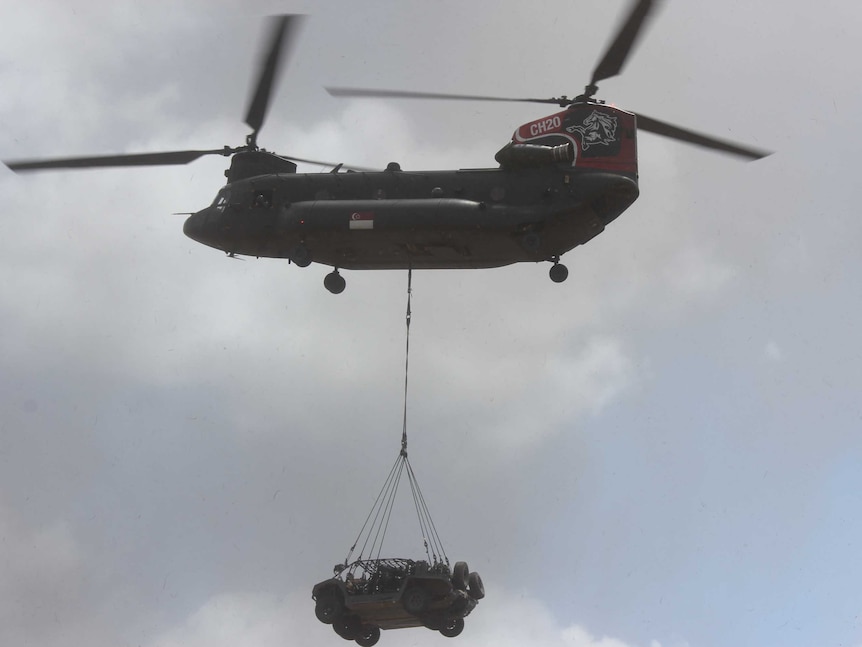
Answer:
324 270 346 294
355 624 380 647
334 615 361 640
468 572 485 600
440 618 465 638
452 561 469 590
402 586 428 614
315 594 342 624
549 262 568 283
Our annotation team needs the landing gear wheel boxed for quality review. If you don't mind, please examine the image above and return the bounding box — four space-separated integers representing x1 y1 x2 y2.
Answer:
549 262 568 283
324 270 346 294
440 618 465 638
402 586 428 614
290 243 312 268
468 571 485 600
355 624 380 647
315 594 342 624
453 561 470 590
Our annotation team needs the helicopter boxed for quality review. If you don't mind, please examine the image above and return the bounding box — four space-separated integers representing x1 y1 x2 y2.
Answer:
4 1 770 295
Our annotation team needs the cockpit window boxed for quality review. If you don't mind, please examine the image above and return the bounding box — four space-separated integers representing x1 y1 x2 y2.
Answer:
213 188 231 212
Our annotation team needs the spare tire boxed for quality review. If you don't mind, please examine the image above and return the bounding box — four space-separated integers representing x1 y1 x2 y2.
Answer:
468 571 485 600
402 586 429 614
452 561 469 590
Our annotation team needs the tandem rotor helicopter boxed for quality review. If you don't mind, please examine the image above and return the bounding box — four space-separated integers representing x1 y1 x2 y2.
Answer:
4 0 770 294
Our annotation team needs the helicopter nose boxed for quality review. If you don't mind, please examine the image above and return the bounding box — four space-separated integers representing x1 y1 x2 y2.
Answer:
183 209 207 242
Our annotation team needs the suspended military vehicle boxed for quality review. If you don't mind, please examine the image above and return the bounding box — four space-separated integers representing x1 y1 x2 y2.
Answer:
311 441 483 645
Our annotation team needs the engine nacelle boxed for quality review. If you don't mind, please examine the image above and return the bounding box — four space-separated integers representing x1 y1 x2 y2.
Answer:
494 142 574 170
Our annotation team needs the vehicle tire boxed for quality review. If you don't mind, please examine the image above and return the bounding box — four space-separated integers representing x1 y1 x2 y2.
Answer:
468 572 485 600
440 618 465 638
452 562 469 590
334 615 361 640
355 624 380 647
315 594 342 624
402 586 428 614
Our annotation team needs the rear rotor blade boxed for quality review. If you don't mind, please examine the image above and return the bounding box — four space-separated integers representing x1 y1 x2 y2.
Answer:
327 86 567 106
590 0 658 87
635 113 771 160
245 15 304 142
4 148 232 173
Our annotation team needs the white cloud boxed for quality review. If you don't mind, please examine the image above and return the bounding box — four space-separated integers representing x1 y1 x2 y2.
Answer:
548 336 636 418
145 587 665 647
663 247 735 297
0 501 85 642
146 591 310 647
456 334 637 454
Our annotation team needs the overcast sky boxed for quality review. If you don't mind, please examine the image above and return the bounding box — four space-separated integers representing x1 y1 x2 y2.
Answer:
1 2 861 647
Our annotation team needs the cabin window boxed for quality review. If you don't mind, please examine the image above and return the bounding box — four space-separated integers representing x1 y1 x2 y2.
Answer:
253 188 274 208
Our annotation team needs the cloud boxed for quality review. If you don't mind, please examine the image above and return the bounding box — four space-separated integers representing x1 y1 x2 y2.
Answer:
662 247 735 297
0 500 86 643
144 586 666 647
462 335 637 455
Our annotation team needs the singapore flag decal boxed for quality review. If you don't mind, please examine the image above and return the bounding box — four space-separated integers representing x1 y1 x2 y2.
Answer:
349 211 374 230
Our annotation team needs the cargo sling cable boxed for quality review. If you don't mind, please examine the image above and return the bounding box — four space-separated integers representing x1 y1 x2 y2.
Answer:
342 269 448 569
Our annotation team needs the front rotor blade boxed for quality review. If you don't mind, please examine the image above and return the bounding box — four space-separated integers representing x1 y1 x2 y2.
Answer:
635 113 771 160
327 86 564 105
591 0 658 86
4 148 231 173
244 15 304 138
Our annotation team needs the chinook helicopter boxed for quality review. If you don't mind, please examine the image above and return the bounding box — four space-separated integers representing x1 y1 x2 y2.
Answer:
4 1 769 294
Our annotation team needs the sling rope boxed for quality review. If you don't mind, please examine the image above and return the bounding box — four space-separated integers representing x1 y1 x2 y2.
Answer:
341 269 448 569
401 268 412 456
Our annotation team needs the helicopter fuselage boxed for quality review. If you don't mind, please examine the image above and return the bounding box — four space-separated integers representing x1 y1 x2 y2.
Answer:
184 165 638 270
183 103 640 272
